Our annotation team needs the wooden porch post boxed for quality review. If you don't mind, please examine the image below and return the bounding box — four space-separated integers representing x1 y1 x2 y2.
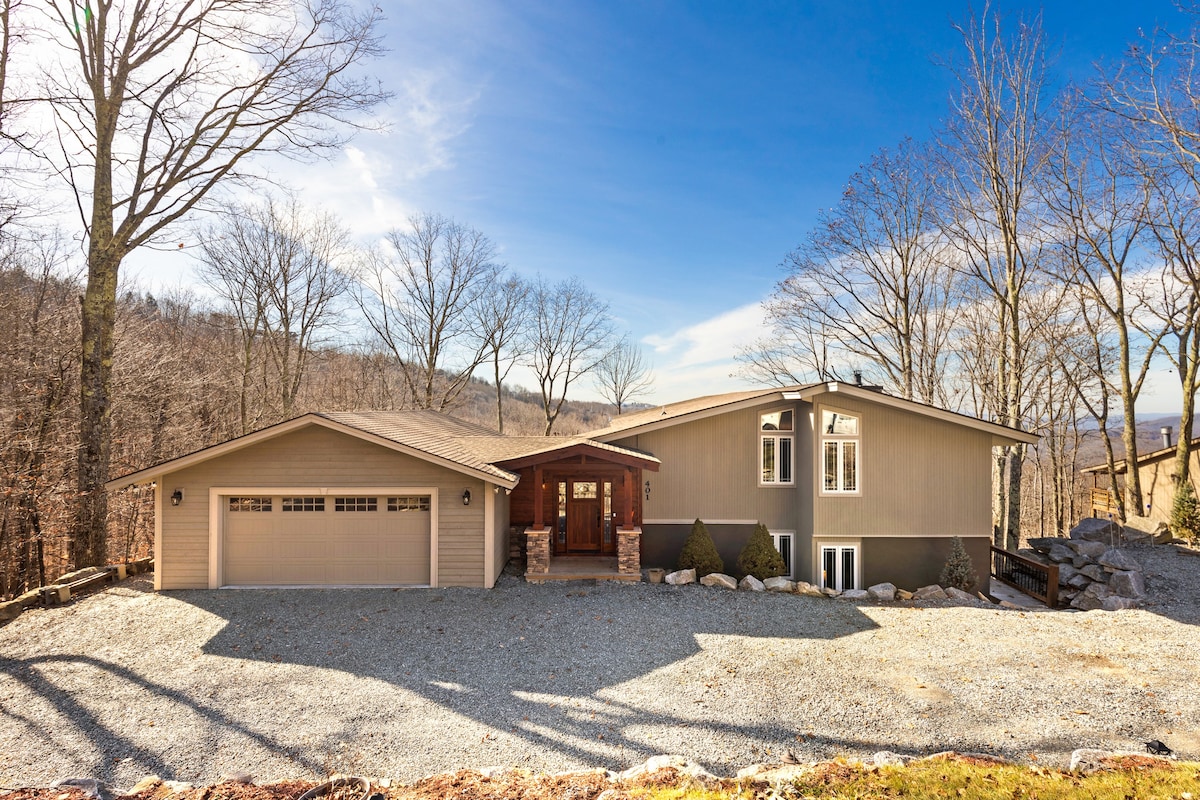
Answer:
533 466 544 529
622 467 634 530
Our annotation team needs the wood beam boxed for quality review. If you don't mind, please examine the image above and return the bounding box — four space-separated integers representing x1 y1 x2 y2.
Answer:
533 465 544 529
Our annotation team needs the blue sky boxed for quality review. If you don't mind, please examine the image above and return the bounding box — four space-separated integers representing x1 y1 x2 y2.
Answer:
146 0 1189 410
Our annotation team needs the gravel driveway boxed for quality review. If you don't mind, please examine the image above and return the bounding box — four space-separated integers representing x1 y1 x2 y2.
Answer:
2 546 1199 789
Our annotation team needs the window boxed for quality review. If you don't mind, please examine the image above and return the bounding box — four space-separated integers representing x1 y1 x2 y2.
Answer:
557 481 567 545
282 497 324 512
820 543 858 591
771 531 794 579
334 496 377 512
761 409 794 485
228 497 271 512
387 496 430 512
821 409 859 493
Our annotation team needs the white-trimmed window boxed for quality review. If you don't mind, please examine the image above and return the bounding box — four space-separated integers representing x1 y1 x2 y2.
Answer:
771 531 795 579
821 409 859 494
819 543 859 591
760 409 794 485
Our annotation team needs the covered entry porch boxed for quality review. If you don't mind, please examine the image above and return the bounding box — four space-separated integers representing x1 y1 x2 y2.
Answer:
496 442 660 582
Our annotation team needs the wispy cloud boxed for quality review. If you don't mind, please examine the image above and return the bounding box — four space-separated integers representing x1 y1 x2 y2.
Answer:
639 302 770 402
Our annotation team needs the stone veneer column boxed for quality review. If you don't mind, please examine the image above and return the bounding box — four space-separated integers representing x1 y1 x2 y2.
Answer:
617 527 641 576
525 527 550 576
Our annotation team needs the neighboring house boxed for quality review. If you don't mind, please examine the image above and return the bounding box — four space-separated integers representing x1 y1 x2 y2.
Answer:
108 382 1034 594
1082 434 1200 524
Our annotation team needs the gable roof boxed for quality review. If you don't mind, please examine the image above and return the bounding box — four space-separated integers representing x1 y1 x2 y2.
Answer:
106 410 660 492
1081 436 1200 475
587 382 1039 446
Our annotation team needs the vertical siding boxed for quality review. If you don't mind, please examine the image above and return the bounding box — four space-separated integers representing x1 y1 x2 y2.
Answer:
492 488 510 582
615 404 799 530
159 424 487 589
812 396 992 538
1139 450 1200 523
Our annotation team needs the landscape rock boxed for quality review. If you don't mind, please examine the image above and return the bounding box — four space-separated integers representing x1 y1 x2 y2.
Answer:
896 588 913 601
1056 563 1078 585
1027 537 1062 554
1101 595 1141 611
867 582 897 601
738 575 766 592
821 587 841 597
735 764 813 783
163 781 195 793
1067 573 1093 590
1123 515 1172 544
794 581 825 597
1017 547 1049 564
128 776 162 794
1071 582 1111 611
1108 569 1146 599
1099 548 1142 573
1067 539 1108 559
219 773 254 784
944 587 977 602
1048 543 1076 563
53 779 109 800
664 569 696 586
839 589 869 600
0 599 23 622
699 573 736 589
618 755 715 783
1079 564 1106 582
872 751 915 766
763 577 795 593
913 585 948 601
1070 518 1122 543
1069 748 1169 774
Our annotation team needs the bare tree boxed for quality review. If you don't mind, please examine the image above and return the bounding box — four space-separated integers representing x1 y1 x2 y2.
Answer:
757 138 958 403
938 6 1053 549
355 213 500 411
594 336 653 414
25 0 385 567
525 276 614 435
472 273 529 433
198 196 352 427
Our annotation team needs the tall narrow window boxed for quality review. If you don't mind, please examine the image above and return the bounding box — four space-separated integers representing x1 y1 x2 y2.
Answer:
821 409 860 493
760 409 794 485
771 531 794 578
820 544 858 591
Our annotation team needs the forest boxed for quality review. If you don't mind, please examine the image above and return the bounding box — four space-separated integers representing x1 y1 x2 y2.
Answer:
2 2 1200 599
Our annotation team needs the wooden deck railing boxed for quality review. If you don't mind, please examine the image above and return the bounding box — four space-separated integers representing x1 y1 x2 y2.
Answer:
991 546 1059 607
1090 487 1120 517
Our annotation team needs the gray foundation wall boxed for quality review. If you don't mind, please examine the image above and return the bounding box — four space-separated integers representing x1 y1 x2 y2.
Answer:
640 523 757 575
861 536 990 594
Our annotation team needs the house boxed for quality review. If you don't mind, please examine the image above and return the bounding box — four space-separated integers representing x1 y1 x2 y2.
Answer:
1082 430 1200 523
107 382 1035 593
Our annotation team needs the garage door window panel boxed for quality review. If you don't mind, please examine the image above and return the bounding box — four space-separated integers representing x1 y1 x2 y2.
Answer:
335 496 378 512
229 497 272 512
282 497 325 512
388 496 431 511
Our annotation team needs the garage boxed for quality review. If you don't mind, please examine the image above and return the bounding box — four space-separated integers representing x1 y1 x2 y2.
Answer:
221 492 432 586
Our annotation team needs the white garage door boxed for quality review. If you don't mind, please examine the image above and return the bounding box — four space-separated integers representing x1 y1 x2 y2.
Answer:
222 494 431 586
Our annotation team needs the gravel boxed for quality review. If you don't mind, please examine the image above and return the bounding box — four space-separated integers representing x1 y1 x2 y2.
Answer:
2 544 1199 788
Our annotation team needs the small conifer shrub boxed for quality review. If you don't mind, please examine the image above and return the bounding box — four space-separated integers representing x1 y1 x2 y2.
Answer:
939 535 977 591
678 518 724 576
736 523 787 579
1170 482 1200 545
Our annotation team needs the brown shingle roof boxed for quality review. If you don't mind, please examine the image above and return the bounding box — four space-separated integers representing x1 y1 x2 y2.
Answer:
586 385 817 438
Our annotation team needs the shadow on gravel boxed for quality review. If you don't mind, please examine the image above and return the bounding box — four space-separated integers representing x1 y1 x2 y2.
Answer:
0 653 325 778
172 579 888 772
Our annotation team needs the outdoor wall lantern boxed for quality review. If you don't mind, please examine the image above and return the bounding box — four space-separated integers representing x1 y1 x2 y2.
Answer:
462 489 471 506
170 489 184 506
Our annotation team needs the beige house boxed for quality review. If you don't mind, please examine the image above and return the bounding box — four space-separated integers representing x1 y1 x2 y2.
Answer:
1083 436 1200 524
109 382 1034 593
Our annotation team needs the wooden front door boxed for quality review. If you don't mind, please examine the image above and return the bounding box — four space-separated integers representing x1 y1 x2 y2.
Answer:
566 480 602 551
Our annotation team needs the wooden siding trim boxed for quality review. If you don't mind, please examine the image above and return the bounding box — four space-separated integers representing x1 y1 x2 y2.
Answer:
591 393 795 441
207 485 440 588
153 475 164 591
484 484 495 589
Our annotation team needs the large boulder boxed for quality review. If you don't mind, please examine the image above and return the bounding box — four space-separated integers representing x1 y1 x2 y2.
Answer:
763 576 795 593
794 581 825 597
944 587 977 602
1048 543 1076 563
699 572 736 589
0 600 23 623
839 588 870 600
1071 582 1111 611
1056 563 1079 586
913 584 948 601
738 575 766 592
1067 539 1108 560
1027 537 1063 554
867 582 897 601
1099 548 1142 573
618 755 716 783
1079 564 1106 582
1108 569 1146 599
664 569 696 586
1102 595 1141 611
1070 518 1121 543
1067 572 1093 590
1123 515 1172 544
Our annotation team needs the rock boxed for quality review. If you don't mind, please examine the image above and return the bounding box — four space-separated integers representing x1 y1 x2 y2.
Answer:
1048 543 1076 563
1109 569 1146 599
664 569 696 585
1099 548 1142 572
999 600 1024 609
794 581 824 597
15 588 42 607
1059 589 1079 602
128 776 162 794
735 764 812 783
1079 564 1107 582
763 577 795 593
820 587 841 597
738 575 766 592
1027 537 1062 554
921 751 1011 765
867 582 897 601
1067 573 1092 589
219 773 254 784
699 573 736 589
913 585 948 601
162 782 195 794
945 587 976 602
1123 515 1172 544
839 588 869 600
1069 748 1169 774
872 751 915 766
0 599 23 622
1102 595 1141 611
618 755 716 782
478 767 509 779
896 588 913 601
1067 539 1108 559
1056 563 1078 585
53 779 109 800
1017 547 1050 564
1071 582 1111 611
1070 518 1122 543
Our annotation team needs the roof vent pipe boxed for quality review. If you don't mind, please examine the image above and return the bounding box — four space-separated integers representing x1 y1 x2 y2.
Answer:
1162 426 1173 449
853 370 863 387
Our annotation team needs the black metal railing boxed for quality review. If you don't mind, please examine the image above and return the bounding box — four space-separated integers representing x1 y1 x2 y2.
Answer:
991 546 1059 607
